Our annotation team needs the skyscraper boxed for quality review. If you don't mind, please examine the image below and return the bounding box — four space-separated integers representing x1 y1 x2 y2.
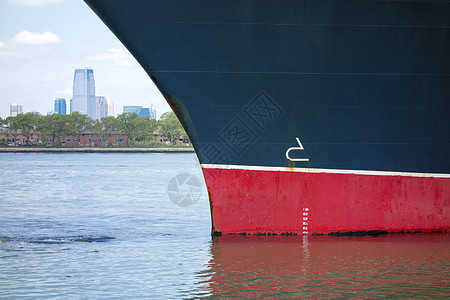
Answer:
95 96 108 120
54 98 66 114
10 103 23 116
72 68 96 119
106 98 114 116
123 105 156 119
149 104 157 120
123 106 143 115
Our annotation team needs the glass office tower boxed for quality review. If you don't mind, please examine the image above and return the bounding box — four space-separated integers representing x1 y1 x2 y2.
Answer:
72 68 96 119
54 98 66 114
123 105 156 119
95 96 108 120
106 98 114 116
9 103 23 117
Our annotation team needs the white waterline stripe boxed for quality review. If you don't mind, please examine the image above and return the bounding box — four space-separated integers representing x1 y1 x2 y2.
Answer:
201 164 450 178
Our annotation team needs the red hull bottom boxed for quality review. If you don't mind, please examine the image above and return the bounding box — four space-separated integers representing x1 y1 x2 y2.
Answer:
202 167 450 235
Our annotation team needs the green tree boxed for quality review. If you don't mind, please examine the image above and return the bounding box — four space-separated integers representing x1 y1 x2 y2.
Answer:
40 114 73 146
35 115 48 146
69 112 94 146
6 116 20 145
15 112 40 144
158 111 186 145
117 112 140 146
0 117 4 146
94 116 121 146
6 113 41 145
134 116 157 146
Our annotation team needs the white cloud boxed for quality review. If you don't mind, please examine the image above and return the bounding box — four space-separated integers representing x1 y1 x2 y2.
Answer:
55 88 72 95
36 75 55 83
9 0 63 6
114 60 132 67
88 48 133 67
88 48 126 60
0 31 61 63
0 44 47 63
13 30 61 45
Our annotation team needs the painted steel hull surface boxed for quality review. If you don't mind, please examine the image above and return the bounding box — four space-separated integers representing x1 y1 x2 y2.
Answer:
85 0 450 235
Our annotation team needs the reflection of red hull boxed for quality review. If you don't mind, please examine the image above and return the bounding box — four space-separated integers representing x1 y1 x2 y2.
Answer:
203 166 449 235
206 234 450 298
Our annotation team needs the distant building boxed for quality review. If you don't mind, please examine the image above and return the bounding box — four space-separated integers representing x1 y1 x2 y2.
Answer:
10 103 23 117
149 104 157 119
123 105 142 115
95 96 108 120
70 98 72 114
54 98 66 114
0 130 128 147
72 68 96 119
106 98 114 116
123 105 156 119
30 111 42 116
140 107 150 117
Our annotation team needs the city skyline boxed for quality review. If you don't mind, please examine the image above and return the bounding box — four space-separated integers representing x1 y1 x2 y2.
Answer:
5 64 160 118
0 0 171 119
8 68 117 119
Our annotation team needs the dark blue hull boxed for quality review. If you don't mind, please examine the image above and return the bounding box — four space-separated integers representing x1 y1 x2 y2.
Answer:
85 0 450 174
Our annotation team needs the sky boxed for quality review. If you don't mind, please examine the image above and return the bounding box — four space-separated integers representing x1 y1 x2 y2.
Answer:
0 0 171 119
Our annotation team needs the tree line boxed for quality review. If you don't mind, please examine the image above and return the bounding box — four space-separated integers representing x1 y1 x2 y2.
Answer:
0 111 187 147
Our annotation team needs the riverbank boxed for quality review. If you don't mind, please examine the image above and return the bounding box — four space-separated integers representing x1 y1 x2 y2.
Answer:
0 147 195 153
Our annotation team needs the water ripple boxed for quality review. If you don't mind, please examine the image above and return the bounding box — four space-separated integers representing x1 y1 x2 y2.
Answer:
1 153 449 299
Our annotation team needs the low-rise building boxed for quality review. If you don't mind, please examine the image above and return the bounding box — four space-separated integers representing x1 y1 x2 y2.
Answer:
0 128 189 147
0 129 127 147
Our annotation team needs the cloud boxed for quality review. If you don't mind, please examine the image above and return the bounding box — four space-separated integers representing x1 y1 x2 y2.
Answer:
0 31 61 63
114 60 132 67
89 48 127 60
0 44 45 63
13 30 61 45
55 88 72 95
88 48 133 67
36 75 55 83
9 0 63 6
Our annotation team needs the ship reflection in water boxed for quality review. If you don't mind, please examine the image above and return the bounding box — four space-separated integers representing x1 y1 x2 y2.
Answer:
198 234 449 298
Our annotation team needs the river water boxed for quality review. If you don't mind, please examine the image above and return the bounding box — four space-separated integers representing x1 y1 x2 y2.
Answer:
0 153 448 299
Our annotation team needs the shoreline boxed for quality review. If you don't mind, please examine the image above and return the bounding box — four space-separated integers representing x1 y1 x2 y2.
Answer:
0 147 195 153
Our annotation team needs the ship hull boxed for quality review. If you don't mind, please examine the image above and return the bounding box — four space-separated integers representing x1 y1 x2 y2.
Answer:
85 0 450 235
203 166 449 235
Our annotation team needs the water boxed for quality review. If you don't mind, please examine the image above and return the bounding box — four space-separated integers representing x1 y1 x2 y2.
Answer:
0 153 448 299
